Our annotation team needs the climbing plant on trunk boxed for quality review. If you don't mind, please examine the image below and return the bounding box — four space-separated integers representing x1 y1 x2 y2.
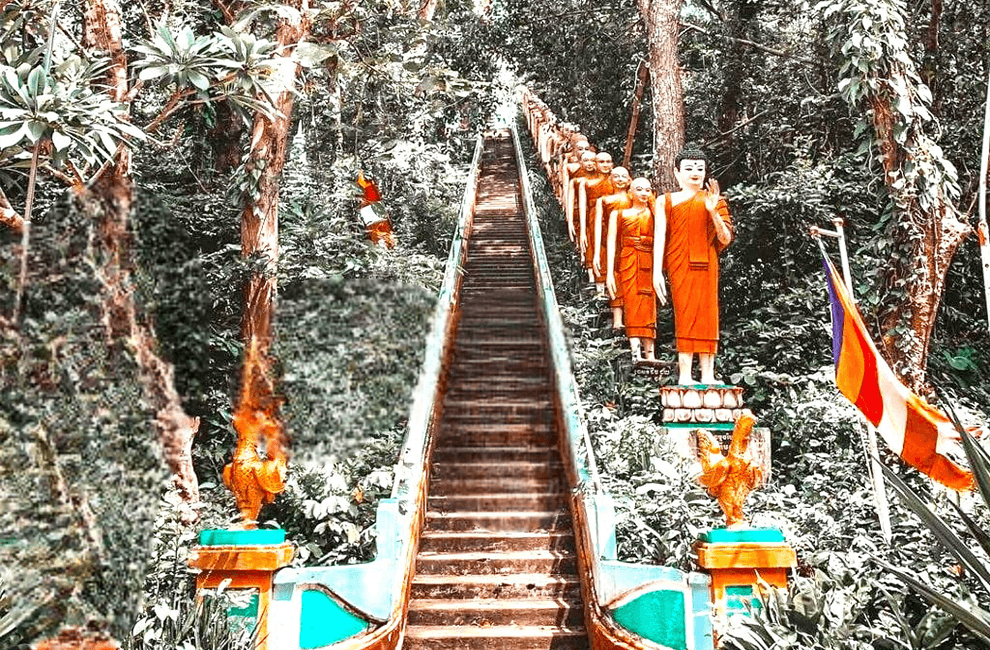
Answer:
821 0 970 392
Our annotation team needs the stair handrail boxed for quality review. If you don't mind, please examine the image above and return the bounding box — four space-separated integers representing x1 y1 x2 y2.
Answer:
386 133 485 622
392 133 484 502
508 122 602 493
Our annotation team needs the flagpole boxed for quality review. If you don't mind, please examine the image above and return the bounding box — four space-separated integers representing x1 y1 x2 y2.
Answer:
811 224 893 544
978 68 990 332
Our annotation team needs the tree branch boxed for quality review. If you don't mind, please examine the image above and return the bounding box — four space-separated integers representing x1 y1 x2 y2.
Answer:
680 20 813 64
213 0 236 23
702 107 776 148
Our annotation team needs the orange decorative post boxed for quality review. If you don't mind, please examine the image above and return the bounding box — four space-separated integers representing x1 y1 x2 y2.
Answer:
693 528 796 625
691 413 796 633
189 529 293 649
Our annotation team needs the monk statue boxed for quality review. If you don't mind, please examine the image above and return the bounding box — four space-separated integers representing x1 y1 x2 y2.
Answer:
594 166 632 329
607 177 663 361
696 412 763 528
579 152 615 283
567 151 600 244
561 136 591 211
654 148 733 385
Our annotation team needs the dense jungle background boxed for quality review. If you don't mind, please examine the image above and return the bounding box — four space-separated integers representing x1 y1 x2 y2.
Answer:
1 0 989 648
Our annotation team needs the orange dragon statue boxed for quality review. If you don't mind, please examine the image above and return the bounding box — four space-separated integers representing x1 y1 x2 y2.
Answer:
696 411 763 528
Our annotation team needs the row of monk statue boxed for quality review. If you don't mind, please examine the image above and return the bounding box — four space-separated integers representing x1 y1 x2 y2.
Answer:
521 88 734 386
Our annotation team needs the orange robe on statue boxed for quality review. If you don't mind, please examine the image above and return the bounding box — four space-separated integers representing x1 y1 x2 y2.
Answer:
617 206 656 339
663 192 733 354
571 167 601 235
583 177 614 276
601 192 632 307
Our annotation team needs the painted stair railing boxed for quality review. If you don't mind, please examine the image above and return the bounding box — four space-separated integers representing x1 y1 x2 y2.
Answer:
509 121 715 650
267 134 485 650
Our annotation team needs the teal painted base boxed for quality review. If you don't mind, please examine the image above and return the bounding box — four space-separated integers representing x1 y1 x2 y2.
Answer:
701 528 785 544
199 528 286 546
300 588 369 649
663 422 735 430
726 585 763 615
612 590 687 650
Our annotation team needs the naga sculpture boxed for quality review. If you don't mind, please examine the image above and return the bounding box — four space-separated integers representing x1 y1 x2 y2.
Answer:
222 338 287 526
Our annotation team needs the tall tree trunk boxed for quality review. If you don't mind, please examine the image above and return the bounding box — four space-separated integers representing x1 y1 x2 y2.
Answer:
871 91 968 390
208 101 243 177
637 0 685 191
716 0 759 185
240 9 311 352
83 0 199 505
418 0 438 20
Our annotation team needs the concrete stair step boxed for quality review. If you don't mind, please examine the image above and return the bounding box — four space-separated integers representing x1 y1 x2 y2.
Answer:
429 476 566 494
418 531 576 553
441 416 554 429
452 337 543 347
434 429 556 447
415 550 578 575
424 510 571 532
429 492 568 511
410 573 581 600
431 461 563 480
406 598 585 627
431 446 562 463
442 399 552 410
403 626 588 650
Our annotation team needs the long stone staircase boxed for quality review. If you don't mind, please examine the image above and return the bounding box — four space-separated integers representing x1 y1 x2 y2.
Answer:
404 137 589 649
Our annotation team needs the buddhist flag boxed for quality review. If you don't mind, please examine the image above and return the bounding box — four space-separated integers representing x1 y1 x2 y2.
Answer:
823 256 974 491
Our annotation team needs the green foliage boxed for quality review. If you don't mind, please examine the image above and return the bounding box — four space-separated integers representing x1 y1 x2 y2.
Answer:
0 197 166 643
879 424 990 645
127 488 249 650
264 427 403 566
0 58 144 168
819 0 960 215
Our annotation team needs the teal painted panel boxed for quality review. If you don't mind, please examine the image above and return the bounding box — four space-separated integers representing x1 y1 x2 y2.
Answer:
299 589 368 649
228 592 259 618
663 422 735 430
726 585 763 615
701 528 784 543
199 528 286 546
612 590 687 650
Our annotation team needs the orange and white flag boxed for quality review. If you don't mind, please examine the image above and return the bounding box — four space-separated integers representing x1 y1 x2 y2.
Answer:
824 256 974 491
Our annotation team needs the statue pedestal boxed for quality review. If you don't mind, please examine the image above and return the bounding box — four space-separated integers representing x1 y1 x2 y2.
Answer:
693 529 795 629
659 384 745 425
188 529 293 650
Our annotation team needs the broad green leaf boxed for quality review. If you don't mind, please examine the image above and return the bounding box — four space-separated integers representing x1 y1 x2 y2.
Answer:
294 42 335 68
50 129 70 151
0 120 27 148
187 69 210 90
24 119 46 142
138 65 168 81
26 66 44 95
